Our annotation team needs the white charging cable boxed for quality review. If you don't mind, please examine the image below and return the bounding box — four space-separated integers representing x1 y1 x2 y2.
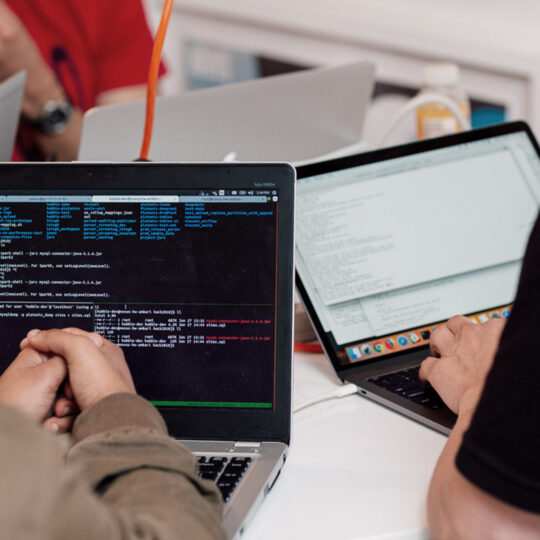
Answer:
291 92 471 163
293 383 358 414
375 92 471 149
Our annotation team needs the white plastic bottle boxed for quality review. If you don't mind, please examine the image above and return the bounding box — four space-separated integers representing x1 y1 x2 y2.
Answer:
416 63 471 140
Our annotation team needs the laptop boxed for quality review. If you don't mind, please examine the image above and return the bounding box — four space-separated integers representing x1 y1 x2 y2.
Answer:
78 61 375 163
0 71 26 161
0 162 295 539
295 121 540 435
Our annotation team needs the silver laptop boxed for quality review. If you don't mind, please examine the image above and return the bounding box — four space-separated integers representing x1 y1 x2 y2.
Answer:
0 71 26 161
0 162 295 539
78 61 374 163
295 121 540 435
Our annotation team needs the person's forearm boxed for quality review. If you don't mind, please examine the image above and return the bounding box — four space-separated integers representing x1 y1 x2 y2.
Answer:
21 65 82 161
66 393 226 540
427 387 485 539
427 388 540 540
0 397 226 540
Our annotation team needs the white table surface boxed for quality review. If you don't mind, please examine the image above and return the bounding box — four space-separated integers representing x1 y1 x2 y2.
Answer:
243 351 447 540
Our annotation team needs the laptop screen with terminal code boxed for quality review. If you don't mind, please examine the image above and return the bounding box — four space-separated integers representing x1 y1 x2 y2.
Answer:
0 178 282 410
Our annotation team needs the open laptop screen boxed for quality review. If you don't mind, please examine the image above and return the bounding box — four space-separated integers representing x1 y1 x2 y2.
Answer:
0 182 281 410
296 126 540 368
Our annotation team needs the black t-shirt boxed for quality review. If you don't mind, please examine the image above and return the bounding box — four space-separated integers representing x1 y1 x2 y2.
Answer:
456 212 540 513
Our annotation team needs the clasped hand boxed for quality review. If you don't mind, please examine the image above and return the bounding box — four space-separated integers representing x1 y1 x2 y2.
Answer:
0 328 135 433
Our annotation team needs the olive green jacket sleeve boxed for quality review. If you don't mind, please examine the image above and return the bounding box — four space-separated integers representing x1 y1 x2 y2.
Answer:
0 393 226 540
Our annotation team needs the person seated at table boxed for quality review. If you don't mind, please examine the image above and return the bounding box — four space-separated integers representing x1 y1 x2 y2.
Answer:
0 327 226 539
0 0 164 161
419 213 540 538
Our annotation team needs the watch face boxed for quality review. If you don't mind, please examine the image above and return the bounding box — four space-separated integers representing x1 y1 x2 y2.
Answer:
46 108 69 130
41 99 73 135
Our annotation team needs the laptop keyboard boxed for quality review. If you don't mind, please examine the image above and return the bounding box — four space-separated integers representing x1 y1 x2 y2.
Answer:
368 366 447 410
197 456 252 502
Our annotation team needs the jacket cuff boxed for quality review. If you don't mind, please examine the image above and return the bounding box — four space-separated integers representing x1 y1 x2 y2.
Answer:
72 393 167 444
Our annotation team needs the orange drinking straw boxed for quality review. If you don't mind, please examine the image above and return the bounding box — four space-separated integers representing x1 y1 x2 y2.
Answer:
139 0 174 160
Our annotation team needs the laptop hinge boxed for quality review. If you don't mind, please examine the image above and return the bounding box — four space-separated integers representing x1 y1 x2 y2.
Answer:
234 441 261 448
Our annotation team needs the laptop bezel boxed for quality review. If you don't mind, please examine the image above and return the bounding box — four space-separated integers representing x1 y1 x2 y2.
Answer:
0 162 295 445
295 120 540 380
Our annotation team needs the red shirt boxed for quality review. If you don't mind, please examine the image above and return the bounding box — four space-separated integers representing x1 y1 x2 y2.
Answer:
7 0 163 160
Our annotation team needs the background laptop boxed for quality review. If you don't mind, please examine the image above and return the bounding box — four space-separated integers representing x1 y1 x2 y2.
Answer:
0 162 295 539
78 61 375 164
295 121 540 435
0 71 26 161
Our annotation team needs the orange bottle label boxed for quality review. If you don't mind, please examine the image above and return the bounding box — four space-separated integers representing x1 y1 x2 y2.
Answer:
417 103 470 140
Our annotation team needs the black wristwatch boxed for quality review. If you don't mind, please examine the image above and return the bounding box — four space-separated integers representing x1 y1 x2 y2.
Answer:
21 96 74 135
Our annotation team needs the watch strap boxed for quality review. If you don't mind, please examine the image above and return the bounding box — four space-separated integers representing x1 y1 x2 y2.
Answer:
20 96 74 135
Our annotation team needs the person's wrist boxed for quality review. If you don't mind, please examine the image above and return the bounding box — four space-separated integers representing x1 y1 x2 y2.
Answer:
21 67 64 119
76 377 136 411
457 385 483 419
72 393 167 444
85 387 136 411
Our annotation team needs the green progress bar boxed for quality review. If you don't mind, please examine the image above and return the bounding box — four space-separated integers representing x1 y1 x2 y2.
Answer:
150 400 272 408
